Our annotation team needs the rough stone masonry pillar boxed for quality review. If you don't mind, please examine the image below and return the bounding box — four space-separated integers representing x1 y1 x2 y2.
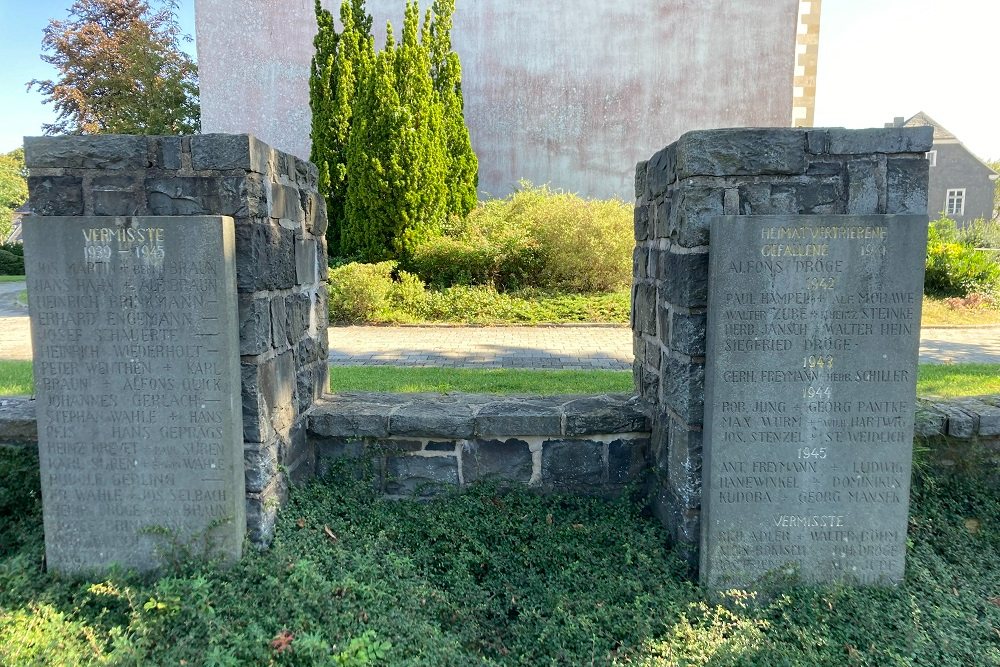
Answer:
24 134 330 546
631 127 932 567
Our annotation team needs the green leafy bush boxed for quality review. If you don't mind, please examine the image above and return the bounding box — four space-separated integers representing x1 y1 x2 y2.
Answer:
327 261 427 323
0 248 24 275
407 215 541 290
925 217 1000 297
408 184 632 293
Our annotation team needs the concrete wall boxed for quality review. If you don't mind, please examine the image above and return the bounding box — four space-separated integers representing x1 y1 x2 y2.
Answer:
195 0 799 200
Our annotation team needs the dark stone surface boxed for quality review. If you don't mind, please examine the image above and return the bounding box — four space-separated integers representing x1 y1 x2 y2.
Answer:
542 440 604 487
284 292 311 344
654 197 672 238
0 397 38 444
271 183 303 222
190 134 271 173
846 159 879 215
660 354 705 426
475 400 562 437
390 400 476 439
27 176 84 216
245 442 279 494
242 351 297 443
152 136 182 170
634 160 648 200
633 203 650 241
24 135 148 170
270 297 288 350
91 175 143 216
659 250 709 308
827 126 933 155
673 187 724 247
633 282 657 335
701 214 927 589
886 158 929 215
385 455 459 496
608 437 650 484
645 145 676 199
238 295 272 356
462 439 533 483
563 394 649 435
669 311 707 357
295 238 317 285
22 215 245 573
310 395 395 439
675 129 808 178
146 177 222 216
234 219 297 292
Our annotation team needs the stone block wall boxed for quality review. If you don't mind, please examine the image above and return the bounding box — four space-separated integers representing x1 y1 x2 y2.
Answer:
308 393 651 497
631 127 933 563
23 134 330 545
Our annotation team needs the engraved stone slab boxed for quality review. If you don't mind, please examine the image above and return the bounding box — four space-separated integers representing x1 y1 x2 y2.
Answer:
23 216 246 573
701 214 927 589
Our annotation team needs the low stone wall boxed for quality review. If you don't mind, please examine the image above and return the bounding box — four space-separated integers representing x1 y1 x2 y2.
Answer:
23 134 330 545
5 393 997 495
915 396 1000 487
309 393 651 496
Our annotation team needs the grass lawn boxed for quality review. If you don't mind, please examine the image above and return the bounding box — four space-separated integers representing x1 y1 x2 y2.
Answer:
1 447 998 665
0 275 25 283
1 362 998 398
922 295 1000 326
330 366 635 395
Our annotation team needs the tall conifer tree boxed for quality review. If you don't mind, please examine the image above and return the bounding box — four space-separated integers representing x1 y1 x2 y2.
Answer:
309 0 372 255
429 0 478 217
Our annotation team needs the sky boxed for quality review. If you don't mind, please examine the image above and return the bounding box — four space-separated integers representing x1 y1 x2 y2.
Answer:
0 0 997 160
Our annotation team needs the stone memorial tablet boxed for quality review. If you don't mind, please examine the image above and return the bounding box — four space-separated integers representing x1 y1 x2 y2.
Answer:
701 214 927 589
23 216 246 573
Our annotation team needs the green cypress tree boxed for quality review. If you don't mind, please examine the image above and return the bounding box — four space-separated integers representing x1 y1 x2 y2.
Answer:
429 0 478 217
344 3 448 261
343 25 401 261
309 0 372 256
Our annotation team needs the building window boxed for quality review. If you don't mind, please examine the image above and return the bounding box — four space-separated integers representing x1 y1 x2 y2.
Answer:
946 188 965 216
927 150 937 167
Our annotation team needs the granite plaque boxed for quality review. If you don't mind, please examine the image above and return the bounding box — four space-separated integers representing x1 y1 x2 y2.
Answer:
701 214 927 589
23 216 246 572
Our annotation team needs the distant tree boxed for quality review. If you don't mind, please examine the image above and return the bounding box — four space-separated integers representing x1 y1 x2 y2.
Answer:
29 0 199 135
0 149 28 241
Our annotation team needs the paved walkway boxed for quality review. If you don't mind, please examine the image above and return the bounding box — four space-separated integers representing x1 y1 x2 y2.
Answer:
1 281 998 366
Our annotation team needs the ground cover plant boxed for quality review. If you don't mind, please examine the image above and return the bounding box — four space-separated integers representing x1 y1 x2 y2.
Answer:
1 447 999 665
1 362 998 398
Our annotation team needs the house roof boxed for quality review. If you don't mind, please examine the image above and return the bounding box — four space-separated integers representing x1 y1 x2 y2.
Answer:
903 111 957 142
904 111 997 177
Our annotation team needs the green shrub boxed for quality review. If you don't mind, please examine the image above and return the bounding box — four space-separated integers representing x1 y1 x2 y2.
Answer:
0 248 24 275
408 184 632 293
0 242 23 257
407 216 541 290
328 261 427 323
925 217 1000 297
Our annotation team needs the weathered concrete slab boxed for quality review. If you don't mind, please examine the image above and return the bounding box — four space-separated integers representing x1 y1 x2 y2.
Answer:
701 214 927 589
23 215 245 573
